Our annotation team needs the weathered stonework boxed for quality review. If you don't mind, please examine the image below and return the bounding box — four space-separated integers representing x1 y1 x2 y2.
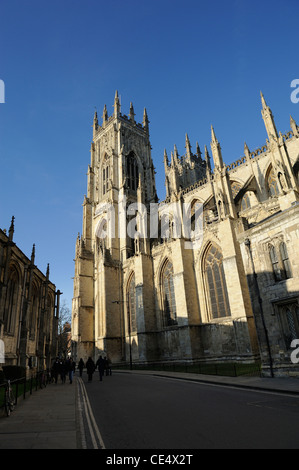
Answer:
0 218 60 373
72 91 299 377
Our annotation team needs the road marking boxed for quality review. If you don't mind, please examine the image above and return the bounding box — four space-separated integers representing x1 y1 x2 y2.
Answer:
77 377 106 449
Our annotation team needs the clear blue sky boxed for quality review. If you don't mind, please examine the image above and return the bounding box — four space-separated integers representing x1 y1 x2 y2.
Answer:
0 0 298 310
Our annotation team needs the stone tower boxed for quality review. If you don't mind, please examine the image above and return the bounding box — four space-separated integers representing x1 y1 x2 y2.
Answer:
72 92 157 362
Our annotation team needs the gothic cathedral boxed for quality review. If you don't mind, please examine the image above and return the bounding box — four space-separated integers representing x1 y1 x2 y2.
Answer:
72 91 299 377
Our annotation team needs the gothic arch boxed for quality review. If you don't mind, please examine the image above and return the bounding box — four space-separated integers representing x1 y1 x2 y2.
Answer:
4 263 22 334
126 271 137 334
201 242 231 320
159 258 177 327
265 164 279 197
100 153 110 196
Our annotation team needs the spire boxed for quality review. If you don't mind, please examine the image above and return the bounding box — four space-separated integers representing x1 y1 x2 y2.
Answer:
173 144 179 164
260 91 278 140
244 142 251 163
129 102 135 122
185 134 192 161
290 115 299 137
93 109 98 130
8 215 15 242
46 263 50 281
164 149 169 170
210 125 224 170
114 90 120 117
143 108 149 132
196 142 202 161
30 244 35 265
260 91 267 109
102 104 108 125
205 145 211 175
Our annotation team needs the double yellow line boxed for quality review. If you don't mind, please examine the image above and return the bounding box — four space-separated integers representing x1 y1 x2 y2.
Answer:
77 377 106 449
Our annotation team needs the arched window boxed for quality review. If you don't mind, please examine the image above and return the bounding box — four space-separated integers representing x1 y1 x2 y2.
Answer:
127 273 137 333
267 167 279 197
161 260 177 326
279 303 299 348
269 245 281 281
280 242 292 279
4 267 19 334
241 192 251 211
204 245 230 319
127 152 139 191
102 165 109 195
231 181 242 198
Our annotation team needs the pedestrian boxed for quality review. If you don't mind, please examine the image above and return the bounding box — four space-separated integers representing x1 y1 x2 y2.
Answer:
53 357 60 384
96 355 105 381
78 358 84 377
66 357 76 384
86 357 95 382
60 359 66 384
106 356 112 376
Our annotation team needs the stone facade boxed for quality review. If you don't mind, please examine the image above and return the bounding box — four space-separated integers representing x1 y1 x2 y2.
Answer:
72 91 299 377
0 217 61 373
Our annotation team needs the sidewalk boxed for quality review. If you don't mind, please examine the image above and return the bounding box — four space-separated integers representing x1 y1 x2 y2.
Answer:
0 377 80 449
0 370 298 449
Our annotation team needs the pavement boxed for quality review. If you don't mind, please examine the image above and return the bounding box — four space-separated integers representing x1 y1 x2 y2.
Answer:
0 369 299 449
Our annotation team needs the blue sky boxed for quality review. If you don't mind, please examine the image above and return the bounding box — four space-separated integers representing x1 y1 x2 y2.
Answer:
0 0 298 309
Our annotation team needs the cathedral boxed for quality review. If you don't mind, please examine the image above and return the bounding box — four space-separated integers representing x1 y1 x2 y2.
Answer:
71 91 299 377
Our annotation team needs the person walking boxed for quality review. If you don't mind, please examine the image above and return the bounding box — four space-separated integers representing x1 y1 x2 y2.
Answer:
78 358 84 377
53 357 60 384
96 355 105 381
66 357 76 384
86 357 95 382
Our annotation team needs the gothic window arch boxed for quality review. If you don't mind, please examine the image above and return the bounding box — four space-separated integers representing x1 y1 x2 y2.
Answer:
269 242 292 282
278 302 299 348
127 152 139 191
4 266 20 334
231 181 242 198
102 164 109 195
203 244 230 320
190 199 202 235
280 242 292 279
269 244 281 281
241 192 251 211
266 166 279 197
161 259 177 327
127 272 137 334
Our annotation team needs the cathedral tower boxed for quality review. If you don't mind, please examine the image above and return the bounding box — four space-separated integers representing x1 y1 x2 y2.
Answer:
72 92 157 362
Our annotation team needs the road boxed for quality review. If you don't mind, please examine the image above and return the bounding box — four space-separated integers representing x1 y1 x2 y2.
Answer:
77 371 299 450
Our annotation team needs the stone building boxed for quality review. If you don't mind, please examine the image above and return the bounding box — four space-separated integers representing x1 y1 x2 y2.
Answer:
72 91 299 377
0 217 61 373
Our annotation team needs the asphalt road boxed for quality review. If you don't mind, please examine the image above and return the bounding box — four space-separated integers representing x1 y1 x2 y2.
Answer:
79 371 299 450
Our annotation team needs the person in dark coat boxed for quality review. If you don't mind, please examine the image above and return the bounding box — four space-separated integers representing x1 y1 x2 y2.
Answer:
53 358 60 384
96 355 105 381
86 357 95 382
78 358 85 377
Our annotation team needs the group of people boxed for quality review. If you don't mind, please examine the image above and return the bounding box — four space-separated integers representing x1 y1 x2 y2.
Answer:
85 355 112 382
51 357 76 384
51 355 112 384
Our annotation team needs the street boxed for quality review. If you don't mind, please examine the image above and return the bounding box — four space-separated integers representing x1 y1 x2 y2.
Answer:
77 371 299 450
